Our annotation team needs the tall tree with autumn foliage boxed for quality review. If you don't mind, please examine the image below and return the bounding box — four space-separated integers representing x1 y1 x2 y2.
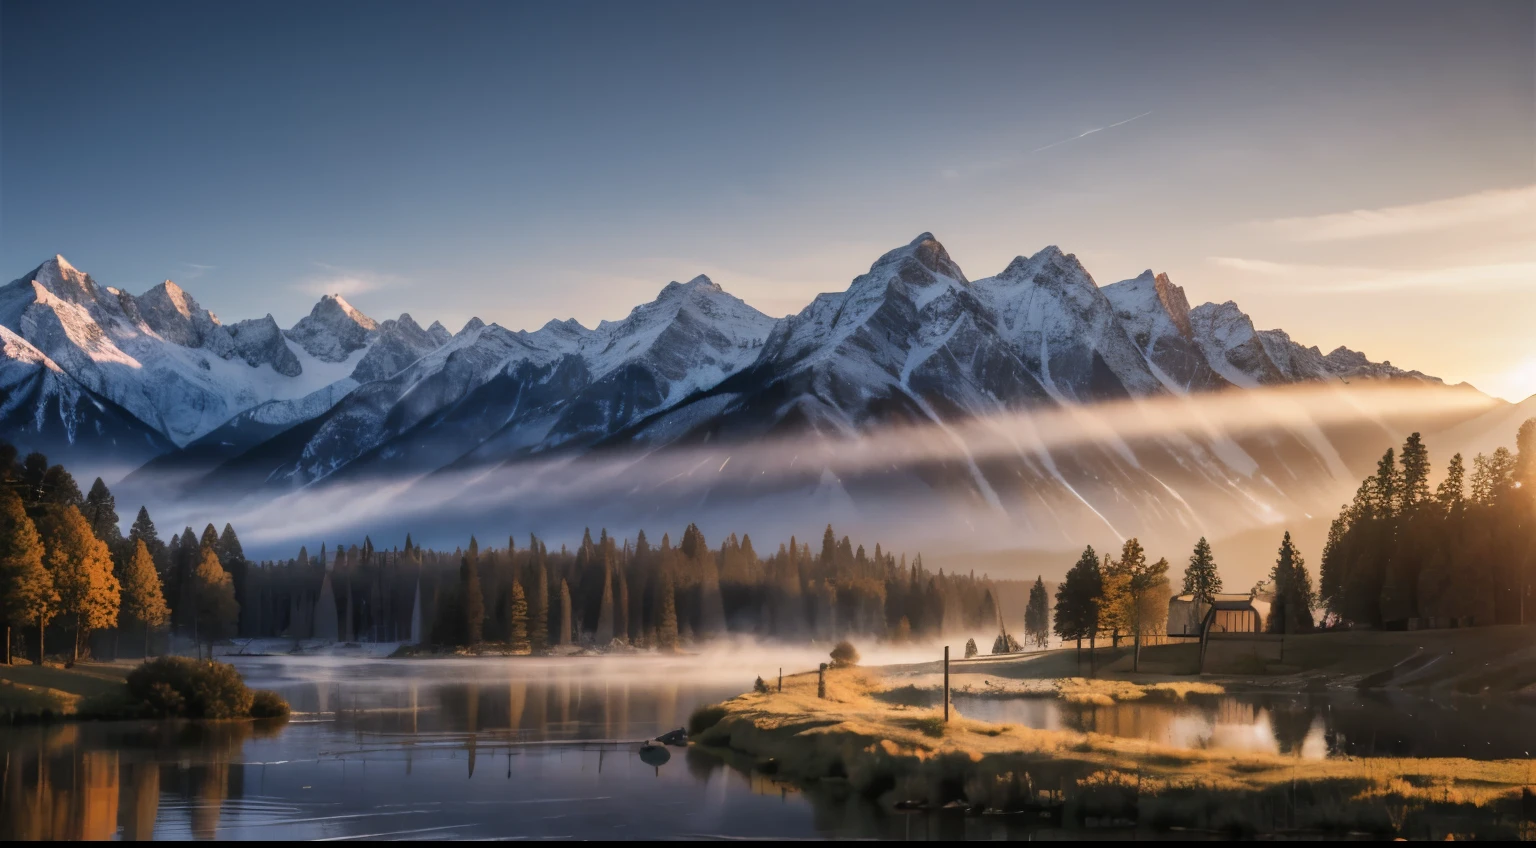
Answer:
0 489 58 664
39 504 120 661
120 539 170 657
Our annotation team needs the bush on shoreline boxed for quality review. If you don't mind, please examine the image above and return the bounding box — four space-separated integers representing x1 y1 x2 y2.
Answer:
126 657 288 720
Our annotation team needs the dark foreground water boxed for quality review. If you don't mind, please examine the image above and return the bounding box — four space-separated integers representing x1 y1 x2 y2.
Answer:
4 654 1534 840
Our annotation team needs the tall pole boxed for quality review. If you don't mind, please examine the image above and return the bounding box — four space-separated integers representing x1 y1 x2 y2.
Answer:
943 645 950 723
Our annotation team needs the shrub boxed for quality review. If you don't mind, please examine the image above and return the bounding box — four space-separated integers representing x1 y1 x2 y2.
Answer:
753 676 770 694
249 690 291 719
829 640 860 668
688 704 728 735
126 657 275 719
964 638 978 659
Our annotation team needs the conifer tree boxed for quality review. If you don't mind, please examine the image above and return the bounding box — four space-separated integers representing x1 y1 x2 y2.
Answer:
1023 576 1049 649
81 478 121 544
192 547 239 656
128 506 164 563
557 578 573 646
1053 546 1102 662
595 554 615 643
1371 448 1401 517
1399 432 1431 511
1436 453 1466 514
0 489 57 665
507 579 530 653
1267 531 1314 634
39 463 83 508
40 504 120 661
120 539 170 657
657 572 680 651
530 560 550 652
461 544 485 646
1181 537 1222 605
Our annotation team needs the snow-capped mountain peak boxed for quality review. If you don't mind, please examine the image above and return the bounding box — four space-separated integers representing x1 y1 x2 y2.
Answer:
285 294 378 362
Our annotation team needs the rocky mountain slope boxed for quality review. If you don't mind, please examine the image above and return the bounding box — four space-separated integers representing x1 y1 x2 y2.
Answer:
0 239 1489 555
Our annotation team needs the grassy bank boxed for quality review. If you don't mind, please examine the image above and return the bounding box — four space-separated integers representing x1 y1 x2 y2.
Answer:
692 665 1536 838
0 663 135 721
0 659 289 724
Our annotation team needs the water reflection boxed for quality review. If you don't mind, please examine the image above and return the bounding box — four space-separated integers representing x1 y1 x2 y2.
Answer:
5 657 1534 840
954 691 1536 760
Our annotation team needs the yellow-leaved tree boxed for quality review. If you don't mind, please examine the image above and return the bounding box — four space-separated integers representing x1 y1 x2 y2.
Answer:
193 547 239 658
0 489 59 665
39 504 119 662
120 539 171 658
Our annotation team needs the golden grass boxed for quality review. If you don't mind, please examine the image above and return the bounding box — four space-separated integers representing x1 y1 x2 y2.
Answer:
1055 677 1224 704
0 662 134 721
692 665 1536 836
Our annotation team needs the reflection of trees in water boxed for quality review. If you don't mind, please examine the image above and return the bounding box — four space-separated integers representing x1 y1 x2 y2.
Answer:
0 721 252 841
1264 699 1319 755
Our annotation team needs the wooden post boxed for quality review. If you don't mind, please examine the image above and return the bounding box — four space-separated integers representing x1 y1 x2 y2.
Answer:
778 667 782 692
818 663 827 699
943 645 950 722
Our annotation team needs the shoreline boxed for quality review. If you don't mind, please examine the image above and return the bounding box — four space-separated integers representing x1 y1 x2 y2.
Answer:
688 662 1536 838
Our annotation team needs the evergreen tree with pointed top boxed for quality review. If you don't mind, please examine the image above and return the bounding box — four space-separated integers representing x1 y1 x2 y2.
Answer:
1399 432 1431 511
1181 537 1222 605
120 539 170 657
461 545 484 646
1024 576 1050 649
81 477 121 544
557 578 573 646
1267 531 1314 634
128 506 164 562
192 546 238 656
657 572 680 651
507 579 530 653
1053 546 1102 663
530 559 549 652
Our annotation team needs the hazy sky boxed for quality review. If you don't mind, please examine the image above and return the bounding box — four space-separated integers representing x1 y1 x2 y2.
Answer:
3 0 1532 399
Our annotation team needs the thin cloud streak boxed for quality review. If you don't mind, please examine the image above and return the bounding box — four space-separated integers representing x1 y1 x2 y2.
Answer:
291 262 407 298
1256 184 1536 242
1210 256 1536 293
1030 111 1153 153
181 262 215 280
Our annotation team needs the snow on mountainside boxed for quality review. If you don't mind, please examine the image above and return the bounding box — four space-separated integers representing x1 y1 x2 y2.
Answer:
4 240 1464 519
0 325 174 467
0 257 447 457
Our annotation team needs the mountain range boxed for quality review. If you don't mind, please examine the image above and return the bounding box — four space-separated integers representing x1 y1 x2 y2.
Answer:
0 235 1509 559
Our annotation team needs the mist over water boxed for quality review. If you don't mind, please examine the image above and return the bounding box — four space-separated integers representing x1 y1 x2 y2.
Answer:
136 382 1498 568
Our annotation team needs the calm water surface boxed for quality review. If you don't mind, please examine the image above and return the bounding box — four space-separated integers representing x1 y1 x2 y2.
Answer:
4 654 1533 840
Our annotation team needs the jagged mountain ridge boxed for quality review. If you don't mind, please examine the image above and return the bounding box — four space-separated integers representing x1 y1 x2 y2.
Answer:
2 238 1449 506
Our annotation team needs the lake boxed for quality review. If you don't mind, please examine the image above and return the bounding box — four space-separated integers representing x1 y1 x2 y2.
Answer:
3 651 1533 840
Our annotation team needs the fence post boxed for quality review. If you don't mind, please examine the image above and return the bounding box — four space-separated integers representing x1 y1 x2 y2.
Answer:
778 667 782 692
943 645 950 723
818 663 827 699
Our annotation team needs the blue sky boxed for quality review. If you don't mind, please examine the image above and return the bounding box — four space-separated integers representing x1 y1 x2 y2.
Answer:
3 0 1533 397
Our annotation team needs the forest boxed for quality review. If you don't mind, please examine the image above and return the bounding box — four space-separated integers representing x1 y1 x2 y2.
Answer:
0 441 1036 660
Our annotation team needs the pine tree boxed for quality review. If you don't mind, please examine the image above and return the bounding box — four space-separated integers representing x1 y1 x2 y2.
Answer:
461 546 484 646
39 504 120 661
1436 453 1466 514
127 506 164 562
507 579 530 653
1399 432 1431 511
1023 576 1049 649
1181 537 1222 605
1268 531 1315 634
530 560 550 652
555 577 573 645
1053 546 1102 663
1371 448 1401 517
120 539 170 657
0 489 58 665
81 478 121 544
657 572 680 651
193 547 239 656
39 464 83 508
595 553 615 643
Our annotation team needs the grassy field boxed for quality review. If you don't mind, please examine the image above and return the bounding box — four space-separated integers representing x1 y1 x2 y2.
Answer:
692 664 1536 838
0 662 134 721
